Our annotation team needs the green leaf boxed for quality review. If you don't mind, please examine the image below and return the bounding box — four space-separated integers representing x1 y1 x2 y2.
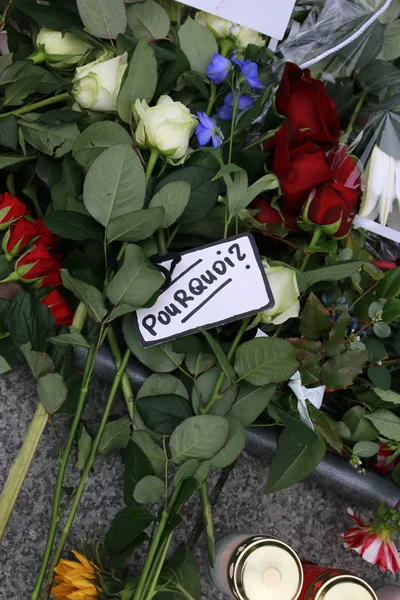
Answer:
185 351 216 377
226 169 248 221
124 439 155 505
106 244 164 307
83 143 145 227
363 337 388 362
342 406 378 441
131 431 165 476
299 293 331 340
383 298 400 323
323 312 351 357
365 410 400 442
127 0 170 40
229 383 276 427
265 429 326 493
173 459 199 486
0 355 11 374
107 207 165 243
4 291 56 352
368 366 391 391
98 418 131 454
353 441 380 458
299 261 365 291
19 119 80 158
134 475 165 504
245 174 280 206
44 211 103 242
155 166 219 224
380 20 400 60
0 153 27 169
105 506 153 554
77 0 127 39
373 322 391 338
137 373 189 401
198 328 236 383
193 460 210 486
62 270 107 323
107 305 136 321
210 416 246 468
234 338 299 386
123 315 185 372
20 342 54 380
321 350 368 389
75 427 92 470
0 115 17 150
191 367 237 416
376 267 400 299
137 394 193 435
170 415 229 462
155 41 190 97
308 407 343 453
149 181 191 228
117 39 157 123
49 332 92 349
15 1 83 29
37 372 68 415
374 388 400 405
159 545 201 600
72 121 132 168
178 17 218 74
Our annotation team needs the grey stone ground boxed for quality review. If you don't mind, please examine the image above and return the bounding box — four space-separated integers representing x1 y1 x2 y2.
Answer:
0 367 397 598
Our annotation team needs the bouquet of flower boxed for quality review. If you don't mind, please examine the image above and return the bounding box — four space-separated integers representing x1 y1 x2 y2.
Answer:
0 0 400 597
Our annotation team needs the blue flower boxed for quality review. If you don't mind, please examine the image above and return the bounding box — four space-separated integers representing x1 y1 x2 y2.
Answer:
196 112 224 148
217 92 255 121
206 53 232 84
234 59 265 89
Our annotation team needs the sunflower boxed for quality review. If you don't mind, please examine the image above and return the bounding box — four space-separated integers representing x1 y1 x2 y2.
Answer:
52 550 102 599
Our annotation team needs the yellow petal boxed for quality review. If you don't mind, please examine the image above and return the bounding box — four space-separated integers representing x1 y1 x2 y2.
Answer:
72 551 95 574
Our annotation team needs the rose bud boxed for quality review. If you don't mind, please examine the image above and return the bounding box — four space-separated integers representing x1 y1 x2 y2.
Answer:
260 261 300 325
33 218 59 249
30 28 91 68
230 24 265 49
14 245 62 286
41 289 73 326
275 62 340 147
2 218 36 259
135 96 198 162
195 11 233 37
0 192 29 230
73 52 128 112
251 197 299 232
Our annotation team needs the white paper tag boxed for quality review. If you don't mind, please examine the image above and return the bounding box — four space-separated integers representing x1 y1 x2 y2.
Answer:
180 0 296 40
353 215 400 244
135 234 274 347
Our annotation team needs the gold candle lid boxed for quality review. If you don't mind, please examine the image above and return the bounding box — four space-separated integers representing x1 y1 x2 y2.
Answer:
233 538 303 600
317 575 377 600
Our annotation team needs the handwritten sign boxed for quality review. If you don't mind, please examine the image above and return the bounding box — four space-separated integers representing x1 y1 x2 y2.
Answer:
136 234 274 347
180 0 296 40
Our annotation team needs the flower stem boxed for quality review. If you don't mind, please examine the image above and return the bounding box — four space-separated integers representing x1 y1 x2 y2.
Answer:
342 95 366 145
45 349 132 594
107 326 134 421
301 227 323 271
0 92 71 119
131 484 183 600
228 92 239 164
146 148 160 185
142 533 174 600
0 402 48 542
199 482 215 566
72 302 87 331
206 83 217 116
30 347 96 600
156 228 167 256
202 316 251 415
244 124 282 151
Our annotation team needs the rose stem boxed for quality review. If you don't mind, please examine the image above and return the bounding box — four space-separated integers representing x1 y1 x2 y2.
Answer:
341 95 366 145
0 92 71 119
0 302 87 545
107 326 134 421
44 349 132 596
300 227 323 271
142 533 174 600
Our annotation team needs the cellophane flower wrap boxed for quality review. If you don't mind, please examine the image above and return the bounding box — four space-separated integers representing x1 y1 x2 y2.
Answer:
0 0 400 597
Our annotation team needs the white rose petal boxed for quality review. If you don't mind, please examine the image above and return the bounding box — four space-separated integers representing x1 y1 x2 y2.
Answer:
73 53 127 112
36 28 91 68
260 263 300 325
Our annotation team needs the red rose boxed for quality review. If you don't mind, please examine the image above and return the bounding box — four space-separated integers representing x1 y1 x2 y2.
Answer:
15 244 61 285
303 149 361 237
2 218 37 258
41 289 73 326
374 442 398 476
272 121 331 211
251 197 298 232
0 192 29 229
276 63 340 147
33 219 59 249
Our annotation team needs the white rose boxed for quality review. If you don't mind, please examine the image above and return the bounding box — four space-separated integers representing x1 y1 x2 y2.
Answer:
34 28 91 68
73 53 128 112
260 263 300 325
230 25 265 48
195 12 233 38
135 96 198 161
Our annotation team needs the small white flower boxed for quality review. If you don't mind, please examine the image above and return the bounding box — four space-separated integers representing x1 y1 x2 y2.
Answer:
195 12 233 38
231 25 265 48
73 53 128 112
288 371 325 430
359 145 400 231
35 28 91 68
